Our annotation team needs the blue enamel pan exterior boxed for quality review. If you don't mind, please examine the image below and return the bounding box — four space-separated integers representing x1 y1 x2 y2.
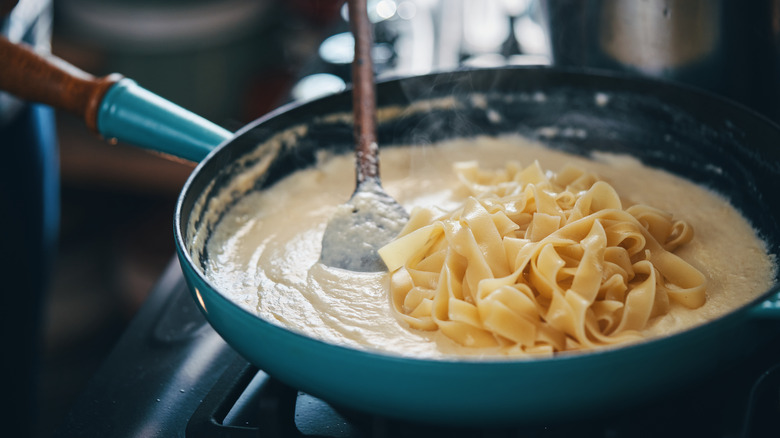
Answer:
174 67 780 425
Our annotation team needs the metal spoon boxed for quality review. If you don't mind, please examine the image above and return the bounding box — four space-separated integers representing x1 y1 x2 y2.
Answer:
319 0 408 272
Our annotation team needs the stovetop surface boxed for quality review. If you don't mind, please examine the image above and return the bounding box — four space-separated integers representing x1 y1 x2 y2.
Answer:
56 260 780 437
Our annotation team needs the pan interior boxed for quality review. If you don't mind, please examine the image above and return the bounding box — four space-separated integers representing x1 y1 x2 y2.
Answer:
180 67 780 356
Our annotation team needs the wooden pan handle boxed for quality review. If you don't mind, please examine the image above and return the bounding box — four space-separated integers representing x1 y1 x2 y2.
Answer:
0 36 121 132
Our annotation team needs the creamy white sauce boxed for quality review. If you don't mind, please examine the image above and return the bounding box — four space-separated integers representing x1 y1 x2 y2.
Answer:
202 135 776 359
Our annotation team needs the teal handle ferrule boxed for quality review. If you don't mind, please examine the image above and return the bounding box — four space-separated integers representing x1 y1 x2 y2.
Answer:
97 78 233 163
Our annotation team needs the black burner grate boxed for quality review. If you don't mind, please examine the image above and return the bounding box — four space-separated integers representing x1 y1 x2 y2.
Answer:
186 335 780 438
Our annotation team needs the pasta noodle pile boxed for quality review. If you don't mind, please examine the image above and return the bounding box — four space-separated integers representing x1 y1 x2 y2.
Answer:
378 161 706 355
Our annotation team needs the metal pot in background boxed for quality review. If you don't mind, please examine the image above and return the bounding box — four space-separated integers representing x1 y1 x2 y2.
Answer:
52 0 280 126
539 0 780 121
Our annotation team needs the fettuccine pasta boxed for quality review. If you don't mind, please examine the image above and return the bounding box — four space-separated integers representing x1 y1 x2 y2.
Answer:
379 161 706 355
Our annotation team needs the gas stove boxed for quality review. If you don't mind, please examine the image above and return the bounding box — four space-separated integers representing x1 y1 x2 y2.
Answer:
55 259 780 437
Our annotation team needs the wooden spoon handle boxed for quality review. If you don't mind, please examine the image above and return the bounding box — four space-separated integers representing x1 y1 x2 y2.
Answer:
348 0 379 183
0 36 121 132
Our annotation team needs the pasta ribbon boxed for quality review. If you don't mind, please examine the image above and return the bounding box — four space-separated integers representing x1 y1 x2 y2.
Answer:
378 161 706 355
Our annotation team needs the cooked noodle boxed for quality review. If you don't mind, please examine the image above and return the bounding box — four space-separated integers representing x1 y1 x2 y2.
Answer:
379 161 706 354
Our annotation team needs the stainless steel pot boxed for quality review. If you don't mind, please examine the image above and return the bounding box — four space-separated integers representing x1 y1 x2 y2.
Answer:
539 0 780 120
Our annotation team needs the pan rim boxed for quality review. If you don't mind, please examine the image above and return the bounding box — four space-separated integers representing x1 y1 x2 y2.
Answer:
173 65 780 367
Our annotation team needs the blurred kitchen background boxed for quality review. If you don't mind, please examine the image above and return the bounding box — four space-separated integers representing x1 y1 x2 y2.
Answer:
5 0 780 436
2 0 554 436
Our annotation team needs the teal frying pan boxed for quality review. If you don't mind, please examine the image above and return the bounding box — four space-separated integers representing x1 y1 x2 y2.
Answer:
2 37 779 425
